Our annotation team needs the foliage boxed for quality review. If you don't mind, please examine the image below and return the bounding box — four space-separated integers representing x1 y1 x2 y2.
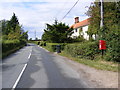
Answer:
1 13 28 58
41 42 66 52
2 39 26 58
64 41 100 60
72 35 86 42
1 13 28 41
86 1 120 62
41 42 118 71
42 20 73 43
105 24 120 62
60 51 118 72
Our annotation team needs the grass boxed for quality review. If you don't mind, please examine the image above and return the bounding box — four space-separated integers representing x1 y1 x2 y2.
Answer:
27 40 39 45
39 42 118 72
59 51 118 72
42 45 53 52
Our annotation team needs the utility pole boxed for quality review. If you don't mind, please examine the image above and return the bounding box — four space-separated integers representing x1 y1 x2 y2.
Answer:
100 0 104 29
99 0 106 58
35 30 36 40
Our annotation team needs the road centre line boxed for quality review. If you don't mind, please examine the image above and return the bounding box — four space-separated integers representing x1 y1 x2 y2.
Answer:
28 53 31 59
12 63 28 89
12 48 32 89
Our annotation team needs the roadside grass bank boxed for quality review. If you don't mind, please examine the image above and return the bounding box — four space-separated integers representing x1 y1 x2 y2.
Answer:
59 51 118 72
27 40 39 45
41 43 66 52
40 42 118 72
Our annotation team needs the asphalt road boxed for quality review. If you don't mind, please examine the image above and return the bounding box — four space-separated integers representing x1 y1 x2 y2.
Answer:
2 44 90 89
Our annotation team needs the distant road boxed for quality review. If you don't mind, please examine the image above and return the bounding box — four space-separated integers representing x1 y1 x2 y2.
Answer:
2 44 90 89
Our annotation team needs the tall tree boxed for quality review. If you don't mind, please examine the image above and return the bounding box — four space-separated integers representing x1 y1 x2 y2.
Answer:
8 13 19 32
1 13 28 41
42 20 73 43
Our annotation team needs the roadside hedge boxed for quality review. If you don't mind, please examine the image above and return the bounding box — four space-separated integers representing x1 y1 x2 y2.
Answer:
41 43 66 52
64 41 100 60
2 39 27 58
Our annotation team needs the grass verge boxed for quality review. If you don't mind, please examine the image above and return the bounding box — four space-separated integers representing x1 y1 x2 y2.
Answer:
41 45 118 72
59 51 118 72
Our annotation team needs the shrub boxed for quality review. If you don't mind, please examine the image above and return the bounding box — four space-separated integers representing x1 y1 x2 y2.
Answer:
104 25 120 62
42 43 66 52
64 41 100 60
2 39 27 58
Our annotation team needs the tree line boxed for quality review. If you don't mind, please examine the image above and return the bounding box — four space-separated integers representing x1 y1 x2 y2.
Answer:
1 13 28 58
1 13 28 41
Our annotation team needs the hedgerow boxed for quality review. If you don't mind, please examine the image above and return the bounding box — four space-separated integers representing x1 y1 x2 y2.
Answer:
2 39 27 58
64 41 100 60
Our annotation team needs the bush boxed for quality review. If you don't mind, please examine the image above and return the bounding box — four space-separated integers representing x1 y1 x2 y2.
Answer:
42 43 66 52
72 35 86 42
40 41 46 46
2 39 27 58
104 25 120 62
64 41 100 60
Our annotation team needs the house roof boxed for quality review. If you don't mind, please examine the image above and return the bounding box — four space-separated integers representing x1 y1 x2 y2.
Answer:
71 18 90 29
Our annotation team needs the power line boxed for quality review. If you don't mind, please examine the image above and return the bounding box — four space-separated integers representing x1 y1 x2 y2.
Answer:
54 0 68 19
60 0 79 22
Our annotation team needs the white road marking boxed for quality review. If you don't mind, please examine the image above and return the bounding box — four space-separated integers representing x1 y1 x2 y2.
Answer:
40 47 49 52
12 63 27 89
12 48 32 89
28 53 31 59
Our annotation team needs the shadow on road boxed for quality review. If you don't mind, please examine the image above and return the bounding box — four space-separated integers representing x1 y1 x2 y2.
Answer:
16 54 41 88
39 46 87 88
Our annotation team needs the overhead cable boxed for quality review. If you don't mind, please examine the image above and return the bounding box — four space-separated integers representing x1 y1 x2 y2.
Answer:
60 0 79 22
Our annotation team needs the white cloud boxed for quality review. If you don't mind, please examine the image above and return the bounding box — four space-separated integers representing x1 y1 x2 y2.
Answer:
0 0 94 39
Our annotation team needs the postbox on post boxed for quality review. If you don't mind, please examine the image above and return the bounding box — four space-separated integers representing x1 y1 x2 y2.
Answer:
99 40 106 58
99 40 106 50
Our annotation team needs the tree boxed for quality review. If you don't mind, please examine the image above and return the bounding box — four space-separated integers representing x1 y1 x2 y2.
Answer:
29 38 32 41
42 20 73 43
1 13 28 41
8 13 19 32
86 1 120 39
86 1 120 62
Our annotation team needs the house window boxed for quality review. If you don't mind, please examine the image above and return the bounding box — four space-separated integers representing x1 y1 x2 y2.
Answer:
75 29 77 32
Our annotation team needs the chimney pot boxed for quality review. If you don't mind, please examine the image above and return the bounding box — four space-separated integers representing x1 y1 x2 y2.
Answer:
75 17 79 23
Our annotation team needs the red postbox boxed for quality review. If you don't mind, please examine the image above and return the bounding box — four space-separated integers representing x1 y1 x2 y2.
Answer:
99 40 106 50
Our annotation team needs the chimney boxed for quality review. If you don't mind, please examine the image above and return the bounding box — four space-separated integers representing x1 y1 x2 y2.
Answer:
75 17 79 23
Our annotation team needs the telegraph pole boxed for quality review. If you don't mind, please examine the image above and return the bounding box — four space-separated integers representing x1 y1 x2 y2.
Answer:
100 0 104 29
99 0 106 58
100 0 104 58
35 30 36 40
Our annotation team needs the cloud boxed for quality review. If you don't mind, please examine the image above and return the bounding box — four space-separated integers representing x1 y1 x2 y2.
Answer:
0 0 94 39
1 0 114 2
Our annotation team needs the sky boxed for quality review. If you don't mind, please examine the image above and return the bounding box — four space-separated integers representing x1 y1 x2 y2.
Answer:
0 0 96 40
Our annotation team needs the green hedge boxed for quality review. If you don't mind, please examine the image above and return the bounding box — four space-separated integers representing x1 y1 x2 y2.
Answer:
64 41 100 60
2 39 27 58
41 43 66 52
